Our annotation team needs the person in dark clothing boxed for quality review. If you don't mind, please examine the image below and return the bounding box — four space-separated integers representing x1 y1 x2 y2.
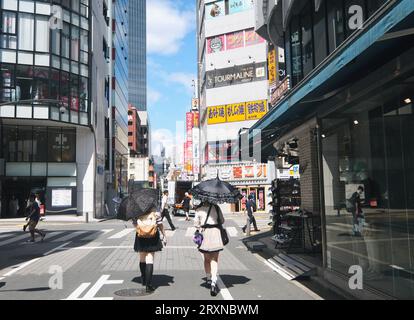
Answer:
25 194 46 243
350 186 365 236
242 195 260 233
161 190 176 231
182 192 191 221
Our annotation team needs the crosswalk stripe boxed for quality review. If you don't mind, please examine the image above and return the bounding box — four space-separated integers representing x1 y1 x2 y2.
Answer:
185 227 197 237
51 231 89 242
108 228 134 239
0 233 31 247
226 227 238 237
165 230 176 238
81 229 114 241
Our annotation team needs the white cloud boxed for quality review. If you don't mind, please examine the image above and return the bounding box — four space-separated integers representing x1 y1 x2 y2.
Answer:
147 87 161 105
147 0 195 55
166 72 195 94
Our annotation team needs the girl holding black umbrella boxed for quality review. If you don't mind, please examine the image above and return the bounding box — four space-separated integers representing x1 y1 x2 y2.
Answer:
191 176 242 297
117 188 167 293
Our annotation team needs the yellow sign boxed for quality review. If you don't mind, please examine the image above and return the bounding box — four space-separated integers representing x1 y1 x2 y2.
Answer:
226 103 246 122
207 105 226 124
268 49 277 85
246 100 267 120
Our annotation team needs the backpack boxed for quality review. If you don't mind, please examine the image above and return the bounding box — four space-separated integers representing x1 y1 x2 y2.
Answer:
136 212 158 238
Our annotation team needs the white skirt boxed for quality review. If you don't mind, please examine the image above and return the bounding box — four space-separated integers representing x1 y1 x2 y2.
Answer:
199 227 224 253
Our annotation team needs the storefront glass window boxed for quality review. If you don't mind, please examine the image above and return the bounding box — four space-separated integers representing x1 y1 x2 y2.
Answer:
367 0 387 16
33 127 48 162
17 126 32 162
322 81 414 299
48 128 63 162
16 65 33 101
61 129 76 162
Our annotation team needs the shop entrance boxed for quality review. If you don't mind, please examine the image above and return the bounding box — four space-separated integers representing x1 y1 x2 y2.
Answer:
236 186 267 212
0 177 46 218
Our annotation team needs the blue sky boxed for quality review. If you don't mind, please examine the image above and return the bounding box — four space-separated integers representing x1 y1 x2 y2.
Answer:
146 0 197 157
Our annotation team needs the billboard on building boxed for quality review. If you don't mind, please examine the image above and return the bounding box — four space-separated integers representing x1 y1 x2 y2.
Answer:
226 30 244 50
207 35 225 54
206 1 225 19
207 100 268 125
245 29 265 46
206 62 267 89
228 0 254 14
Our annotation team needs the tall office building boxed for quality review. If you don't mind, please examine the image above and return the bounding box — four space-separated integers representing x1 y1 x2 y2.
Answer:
128 0 147 111
0 0 109 218
197 0 271 213
109 0 129 201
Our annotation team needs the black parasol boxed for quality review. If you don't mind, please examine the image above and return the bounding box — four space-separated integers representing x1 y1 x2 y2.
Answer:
116 188 160 221
190 177 243 204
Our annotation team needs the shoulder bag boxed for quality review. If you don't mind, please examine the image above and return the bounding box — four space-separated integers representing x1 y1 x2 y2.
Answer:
136 212 158 238
215 205 229 246
193 205 212 247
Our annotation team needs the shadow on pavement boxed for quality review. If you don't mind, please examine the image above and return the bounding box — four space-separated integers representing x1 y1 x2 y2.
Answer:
0 287 51 292
132 275 175 288
219 274 251 288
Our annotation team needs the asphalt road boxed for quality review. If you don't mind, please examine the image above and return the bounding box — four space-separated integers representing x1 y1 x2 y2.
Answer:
0 213 322 301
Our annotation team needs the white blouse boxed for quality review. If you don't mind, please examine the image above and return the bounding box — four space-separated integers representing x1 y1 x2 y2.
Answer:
194 205 224 228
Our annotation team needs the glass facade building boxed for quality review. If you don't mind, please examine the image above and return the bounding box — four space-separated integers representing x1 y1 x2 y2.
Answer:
128 0 146 111
112 0 129 195
0 0 90 125
251 0 414 299
0 0 109 218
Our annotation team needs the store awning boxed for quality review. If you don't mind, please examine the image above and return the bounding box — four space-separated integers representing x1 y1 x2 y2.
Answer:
247 0 414 159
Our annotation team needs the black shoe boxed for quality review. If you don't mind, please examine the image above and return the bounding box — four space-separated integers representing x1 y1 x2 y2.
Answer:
171 227 176 231
146 285 155 293
254 229 261 232
41 233 46 242
206 279 212 289
23 225 27 232
210 284 219 297
242 227 246 233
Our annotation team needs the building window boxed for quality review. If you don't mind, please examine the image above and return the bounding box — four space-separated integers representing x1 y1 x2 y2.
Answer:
18 13 34 51
1 11 17 49
301 2 314 77
327 0 346 53
35 15 50 52
313 0 328 66
290 16 302 87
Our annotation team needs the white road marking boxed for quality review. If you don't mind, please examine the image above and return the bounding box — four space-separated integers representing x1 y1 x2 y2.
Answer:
82 275 123 300
108 228 134 239
0 277 5 281
18 231 65 244
66 283 91 300
3 258 41 277
44 242 71 256
217 276 234 300
165 230 176 238
0 233 30 247
185 227 197 237
51 231 89 242
264 259 294 281
226 227 238 237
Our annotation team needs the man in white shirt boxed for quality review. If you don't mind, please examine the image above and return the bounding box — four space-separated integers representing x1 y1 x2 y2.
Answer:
161 191 176 231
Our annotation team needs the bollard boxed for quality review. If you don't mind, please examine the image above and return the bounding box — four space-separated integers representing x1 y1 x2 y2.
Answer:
85 212 89 223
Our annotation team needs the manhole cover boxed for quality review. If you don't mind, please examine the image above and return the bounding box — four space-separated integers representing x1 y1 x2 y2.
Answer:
114 288 153 297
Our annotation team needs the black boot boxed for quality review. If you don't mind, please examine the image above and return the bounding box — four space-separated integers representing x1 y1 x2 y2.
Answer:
210 283 219 297
145 263 155 293
139 262 146 286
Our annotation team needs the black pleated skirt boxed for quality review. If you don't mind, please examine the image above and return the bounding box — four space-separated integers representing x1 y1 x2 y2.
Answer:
133 231 163 253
